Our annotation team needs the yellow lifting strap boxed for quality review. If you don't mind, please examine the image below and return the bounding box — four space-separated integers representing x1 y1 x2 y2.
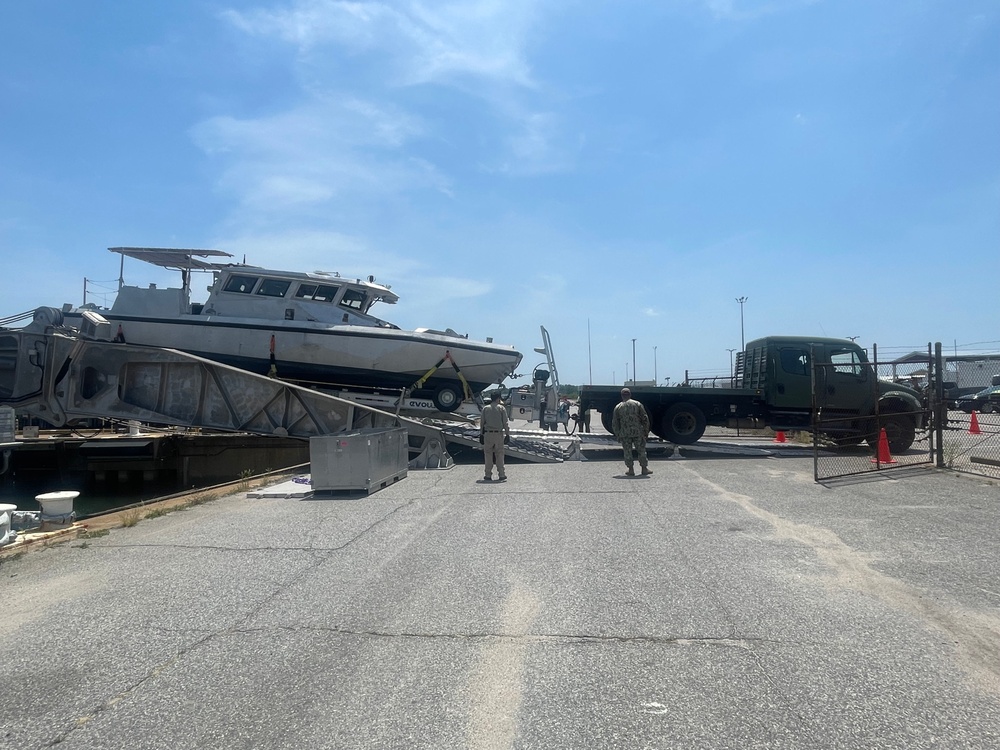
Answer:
411 350 473 401
267 335 278 378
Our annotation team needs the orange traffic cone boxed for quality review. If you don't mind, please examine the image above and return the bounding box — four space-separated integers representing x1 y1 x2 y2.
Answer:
969 411 982 435
773 431 787 443
871 428 896 465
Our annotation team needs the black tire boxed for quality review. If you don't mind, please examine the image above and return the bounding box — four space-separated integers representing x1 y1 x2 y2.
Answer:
600 409 614 434
872 414 916 453
432 385 463 413
981 402 995 415
658 402 707 444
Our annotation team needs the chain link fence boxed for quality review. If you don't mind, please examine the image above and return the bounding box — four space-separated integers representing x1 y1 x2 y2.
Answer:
812 411 934 482
813 344 933 482
813 342 1000 482
939 408 1000 479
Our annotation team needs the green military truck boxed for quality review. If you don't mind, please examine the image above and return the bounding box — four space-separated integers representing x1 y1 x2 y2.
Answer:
578 336 926 452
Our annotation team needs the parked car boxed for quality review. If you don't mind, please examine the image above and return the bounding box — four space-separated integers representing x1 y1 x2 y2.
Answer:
954 385 1000 414
942 381 988 409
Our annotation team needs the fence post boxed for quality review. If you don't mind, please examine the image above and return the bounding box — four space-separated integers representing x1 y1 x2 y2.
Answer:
934 342 945 468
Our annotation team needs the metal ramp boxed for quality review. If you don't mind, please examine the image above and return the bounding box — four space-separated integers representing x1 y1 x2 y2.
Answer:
435 421 580 463
575 433 776 458
0 313 452 470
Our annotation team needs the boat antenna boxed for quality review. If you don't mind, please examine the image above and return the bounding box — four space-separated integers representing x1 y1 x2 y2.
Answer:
118 252 125 291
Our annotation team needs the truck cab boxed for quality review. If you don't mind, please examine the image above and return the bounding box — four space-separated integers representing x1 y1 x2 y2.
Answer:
745 336 924 448
747 337 875 415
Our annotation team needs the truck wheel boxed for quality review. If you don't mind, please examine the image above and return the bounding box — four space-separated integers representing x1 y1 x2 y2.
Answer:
868 415 915 453
659 402 706 444
600 410 614 434
432 385 462 413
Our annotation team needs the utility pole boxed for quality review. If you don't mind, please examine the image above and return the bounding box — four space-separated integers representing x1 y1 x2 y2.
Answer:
587 319 593 385
631 338 637 386
727 348 737 378
736 296 748 350
654 346 658 384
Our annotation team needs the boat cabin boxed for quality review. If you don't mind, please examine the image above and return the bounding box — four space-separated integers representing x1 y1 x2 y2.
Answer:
107 247 400 328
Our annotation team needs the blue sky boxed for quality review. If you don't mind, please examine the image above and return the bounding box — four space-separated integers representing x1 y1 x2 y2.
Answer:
2 0 998 387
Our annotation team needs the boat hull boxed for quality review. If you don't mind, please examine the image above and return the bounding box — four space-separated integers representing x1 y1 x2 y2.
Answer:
63 312 521 397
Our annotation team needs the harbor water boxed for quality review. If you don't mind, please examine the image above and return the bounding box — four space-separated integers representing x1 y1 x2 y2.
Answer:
0 471 196 518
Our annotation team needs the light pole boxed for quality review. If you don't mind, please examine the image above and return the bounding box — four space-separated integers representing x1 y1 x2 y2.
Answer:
631 338 637 386
625 362 630 383
736 296 748 350
727 348 737 379
588 319 593 385
654 346 658 383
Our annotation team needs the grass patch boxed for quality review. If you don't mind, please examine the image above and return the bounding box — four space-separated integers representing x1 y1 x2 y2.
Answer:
237 469 254 492
183 491 219 508
0 550 27 566
119 509 142 528
79 528 110 540
943 440 960 469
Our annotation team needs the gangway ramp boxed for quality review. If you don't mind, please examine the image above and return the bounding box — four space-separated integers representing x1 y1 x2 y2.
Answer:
435 422 580 463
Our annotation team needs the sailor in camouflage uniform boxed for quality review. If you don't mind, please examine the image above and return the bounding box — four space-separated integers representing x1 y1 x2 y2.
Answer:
611 387 652 476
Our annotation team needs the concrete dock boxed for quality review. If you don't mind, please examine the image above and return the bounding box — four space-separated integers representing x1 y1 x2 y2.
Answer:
2 450 1000 749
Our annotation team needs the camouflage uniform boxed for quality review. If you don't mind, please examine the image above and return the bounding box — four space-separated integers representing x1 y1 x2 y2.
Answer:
612 396 651 475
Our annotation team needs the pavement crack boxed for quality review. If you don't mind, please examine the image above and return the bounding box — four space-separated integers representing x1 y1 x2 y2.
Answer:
42 498 437 747
682 464 1000 698
639 494 742 640
45 630 220 747
228 624 779 648
91 543 339 553
94 497 424 554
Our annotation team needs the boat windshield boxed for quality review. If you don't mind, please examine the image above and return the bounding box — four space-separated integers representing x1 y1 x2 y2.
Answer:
295 283 340 303
224 275 258 294
340 288 368 311
256 279 291 298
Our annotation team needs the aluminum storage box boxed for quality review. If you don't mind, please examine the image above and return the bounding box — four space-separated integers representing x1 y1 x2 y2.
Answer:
309 428 408 495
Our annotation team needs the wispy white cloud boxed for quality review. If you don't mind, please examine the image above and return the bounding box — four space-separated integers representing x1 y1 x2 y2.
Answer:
222 0 539 87
497 112 574 175
190 94 450 210
702 0 820 22
198 0 568 215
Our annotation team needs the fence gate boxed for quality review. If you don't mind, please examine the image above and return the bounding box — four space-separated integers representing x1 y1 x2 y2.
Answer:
934 342 1000 480
812 343 935 482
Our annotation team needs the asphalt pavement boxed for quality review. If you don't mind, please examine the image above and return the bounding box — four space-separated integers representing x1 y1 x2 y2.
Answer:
2 449 1000 749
